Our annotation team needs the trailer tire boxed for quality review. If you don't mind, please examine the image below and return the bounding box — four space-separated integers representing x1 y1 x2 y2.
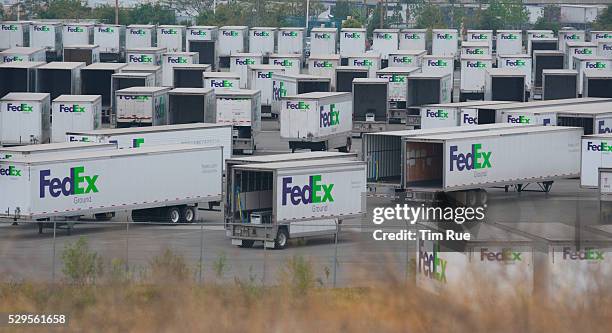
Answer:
167 207 181 223
95 212 115 221
181 206 196 223
275 228 289 249
239 240 255 248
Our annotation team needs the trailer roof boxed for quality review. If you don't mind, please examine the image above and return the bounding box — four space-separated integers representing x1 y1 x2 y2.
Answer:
311 27 337 32
84 62 127 71
158 25 185 28
0 47 44 54
286 92 350 99
0 61 45 68
234 158 364 171
162 51 198 56
128 24 155 28
341 27 366 32
202 72 240 78
367 123 527 137
269 53 302 58
0 142 115 153
461 41 489 47
422 101 513 108
116 86 171 94
251 27 277 30
389 50 427 55
533 50 564 55
187 25 217 29
309 54 341 60
573 54 608 61
272 73 330 81
566 41 596 47
173 64 211 70
215 89 260 97
531 38 557 42
8 144 220 165
497 222 612 245
227 152 357 164
66 123 231 136
505 102 612 115
483 97 610 110
542 69 578 75
248 64 284 70
404 125 581 142
278 27 304 31
376 66 420 74
353 78 387 84
336 66 368 72
497 54 531 59
53 95 101 103
112 72 154 78
127 47 166 52
497 29 521 33
486 68 526 77
39 62 85 70
583 133 612 139
401 28 427 32
64 45 99 50
347 53 381 59
584 69 612 78
460 55 493 61
231 52 264 57
432 29 457 32
220 26 248 29
408 72 450 79
169 87 214 95
1 92 49 101
121 64 161 71
373 28 400 33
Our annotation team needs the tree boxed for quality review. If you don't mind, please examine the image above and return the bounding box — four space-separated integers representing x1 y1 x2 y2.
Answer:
130 3 176 25
38 0 91 20
594 5 612 30
342 17 363 28
477 0 528 30
92 5 131 25
534 5 560 32
160 0 212 19
414 2 446 29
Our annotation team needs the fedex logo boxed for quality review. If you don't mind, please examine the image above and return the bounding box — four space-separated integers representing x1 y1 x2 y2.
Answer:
167 56 188 64
314 33 332 39
190 30 206 36
587 141 612 152
500 33 518 40
595 33 612 39
418 241 447 283
98 27 114 33
392 56 412 64
376 33 393 40
67 26 84 33
343 32 361 39
286 101 310 110
253 31 270 37
3 56 24 62
281 175 334 206
282 31 298 37
427 59 448 67
6 103 33 112
118 95 149 101
210 79 234 88
160 28 177 35
59 104 86 113
480 248 522 262
68 136 91 142
507 115 530 123
132 138 144 148
436 33 453 40
257 71 273 79
222 30 239 37
352 59 373 67
320 104 339 128
1 24 18 31
598 120 612 133
463 113 477 124
465 48 485 55
603 44 612 51
33 25 50 32
564 34 581 40
574 48 593 55
389 74 405 83
449 144 492 171
0 166 21 177
40 166 99 198
129 54 153 63
235 58 255 65
403 33 421 39
466 61 487 68
470 33 488 40
313 61 333 68
426 109 448 119
586 61 607 69
505 59 526 67
273 59 293 67
563 247 604 261
130 29 146 35
272 81 286 100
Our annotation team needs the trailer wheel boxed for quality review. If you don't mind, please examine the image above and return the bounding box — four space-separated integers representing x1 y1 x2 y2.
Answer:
95 212 114 221
239 240 255 248
167 207 181 223
181 206 196 223
275 228 289 249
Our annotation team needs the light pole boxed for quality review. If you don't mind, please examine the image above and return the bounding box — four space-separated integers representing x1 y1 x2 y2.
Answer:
306 0 310 30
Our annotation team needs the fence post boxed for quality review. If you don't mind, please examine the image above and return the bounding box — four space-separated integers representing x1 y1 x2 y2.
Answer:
125 221 129 274
52 221 57 284
263 224 267 286
199 223 204 284
333 220 338 288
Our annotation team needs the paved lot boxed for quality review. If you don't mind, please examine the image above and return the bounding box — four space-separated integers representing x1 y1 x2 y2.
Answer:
1 118 609 285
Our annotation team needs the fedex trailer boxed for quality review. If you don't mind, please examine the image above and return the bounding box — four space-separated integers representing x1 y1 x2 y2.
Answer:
0 92 51 145
203 72 241 92
161 51 199 86
168 88 216 125
0 145 223 224
126 25 155 49
0 61 44 98
249 27 276 56
422 55 455 89
573 56 612 94
277 28 304 55
0 47 45 63
399 29 426 50
62 23 93 47
29 22 62 60
0 142 116 161
527 30 554 54
157 25 185 52
93 24 124 61
310 27 337 55
581 133 612 187
591 31 612 44
280 92 352 152
229 52 263 88
37 62 85 100
460 56 493 101
533 50 565 93
466 30 493 50
339 28 366 57
542 69 578 100
214 89 261 154
126 47 165 67
187 26 218 70
597 41 612 59
558 29 585 52
432 29 458 58
63 45 100 65
496 30 522 55
583 70 612 98
376 66 420 112
228 159 366 249
498 54 532 93
51 95 101 143
347 53 381 77
110 72 155 123
419 101 512 129
389 50 426 68
218 26 248 68
352 78 388 135
271 73 331 116
484 68 526 102
335 66 368 92
308 54 340 90
406 72 452 108
172 64 211 88
461 41 490 57
566 41 597 69
115 86 170 127
247 65 285 112
268 53 302 75
0 21 29 50
372 29 399 61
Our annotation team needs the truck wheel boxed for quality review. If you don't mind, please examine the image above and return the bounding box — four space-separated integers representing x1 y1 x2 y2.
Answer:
181 206 196 223
95 212 114 221
275 228 289 249
239 240 255 248
167 207 181 223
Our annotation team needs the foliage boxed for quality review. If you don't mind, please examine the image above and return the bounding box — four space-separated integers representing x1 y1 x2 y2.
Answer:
148 248 191 284
91 5 130 25
477 0 528 30
534 5 561 32
61 237 103 285
130 3 176 25
594 5 612 30
38 0 90 20
342 17 363 29
415 2 447 30
279 255 316 296
212 252 228 279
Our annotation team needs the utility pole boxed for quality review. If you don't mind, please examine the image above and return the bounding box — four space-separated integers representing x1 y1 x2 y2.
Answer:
379 1 384 29
115 0 119 25
306 0 310 30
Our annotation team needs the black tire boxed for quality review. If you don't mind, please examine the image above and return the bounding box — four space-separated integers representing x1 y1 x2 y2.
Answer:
167 207 181 223
239 240 255 248
275 228 289 249
181 206 196 223
95 212 114 221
